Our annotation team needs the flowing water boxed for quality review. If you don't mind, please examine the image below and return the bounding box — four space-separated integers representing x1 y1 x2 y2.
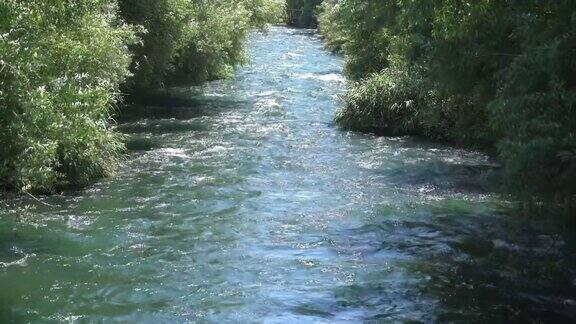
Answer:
1 27 575 323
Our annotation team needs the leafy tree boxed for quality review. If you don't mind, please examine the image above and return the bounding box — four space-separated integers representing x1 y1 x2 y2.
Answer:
120 0 283 89
0 0 135 192
0 0 282 192
286 0 321 27
321 0 576 211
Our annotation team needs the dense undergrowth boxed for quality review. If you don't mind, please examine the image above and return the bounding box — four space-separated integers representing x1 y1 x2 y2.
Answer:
0 0 135 192
319 1 576 212
286 0 321 28
0 0 282 193
120 0 284 89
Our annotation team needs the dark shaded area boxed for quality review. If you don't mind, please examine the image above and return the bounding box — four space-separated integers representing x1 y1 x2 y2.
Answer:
286 0 321 28
117 90 248 123
335 213 576 322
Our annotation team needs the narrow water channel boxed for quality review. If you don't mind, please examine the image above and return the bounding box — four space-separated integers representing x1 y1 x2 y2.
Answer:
1 27 575 323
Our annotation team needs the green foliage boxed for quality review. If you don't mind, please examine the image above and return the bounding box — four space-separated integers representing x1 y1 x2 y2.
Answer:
317 0 346 52
120 0 283 89
489 3 576 205
0 0 282 193
286 0 321 28
243 0 286 27
0 0 135 192
336 69 425 135
322 0 576 209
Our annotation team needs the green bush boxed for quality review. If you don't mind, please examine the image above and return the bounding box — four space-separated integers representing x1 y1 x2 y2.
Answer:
243 0 285 27
322 0 576 209
0 0 135 192
490 6 576 205
286 0 321 28
336 70 425 135
168 1 251 85
317 0 346 52
120 0 283 89
0 0 282 193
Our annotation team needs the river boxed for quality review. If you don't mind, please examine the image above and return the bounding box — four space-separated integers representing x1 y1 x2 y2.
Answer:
1 26 575 323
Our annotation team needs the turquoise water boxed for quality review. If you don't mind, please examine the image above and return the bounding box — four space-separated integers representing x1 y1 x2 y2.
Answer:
1 27 575 323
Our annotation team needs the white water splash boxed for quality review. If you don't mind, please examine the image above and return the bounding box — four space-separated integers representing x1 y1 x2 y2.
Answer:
294 72 347 83
158 148 189 158
0 253 35 268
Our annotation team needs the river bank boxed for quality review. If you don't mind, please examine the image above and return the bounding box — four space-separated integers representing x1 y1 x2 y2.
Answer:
318 1 576 213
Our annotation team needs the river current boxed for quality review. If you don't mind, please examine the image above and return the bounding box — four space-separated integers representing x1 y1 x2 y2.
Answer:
1 27 575 323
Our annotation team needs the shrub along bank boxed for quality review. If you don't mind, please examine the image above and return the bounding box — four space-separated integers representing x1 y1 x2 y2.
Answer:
0 0 283 193
286 0 322 28
319 0 576 211
120 0 284 89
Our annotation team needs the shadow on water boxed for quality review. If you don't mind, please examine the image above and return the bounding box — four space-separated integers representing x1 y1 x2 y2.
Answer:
117 88 248 123
117 118 210 135
382 161 496 194
117 87 250 151
124 135 162 152
333 207 576 322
